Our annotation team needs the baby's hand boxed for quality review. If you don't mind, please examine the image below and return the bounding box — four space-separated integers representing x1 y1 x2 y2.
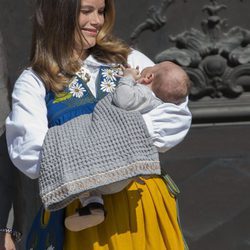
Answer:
123 65 141 81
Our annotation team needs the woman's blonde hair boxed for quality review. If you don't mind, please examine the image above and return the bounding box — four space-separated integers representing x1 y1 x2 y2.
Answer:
30 0 131 92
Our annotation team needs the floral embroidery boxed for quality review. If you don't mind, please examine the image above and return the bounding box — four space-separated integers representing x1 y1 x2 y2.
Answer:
50 66 120 105
53 78 86 103
99 66 121 94
76 66 91 82
53 92 72 103
69 79 86 98
100 78 116 93
101 68 117 81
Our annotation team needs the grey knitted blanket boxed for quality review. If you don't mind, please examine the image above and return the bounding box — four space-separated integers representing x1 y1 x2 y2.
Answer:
39 94 160 211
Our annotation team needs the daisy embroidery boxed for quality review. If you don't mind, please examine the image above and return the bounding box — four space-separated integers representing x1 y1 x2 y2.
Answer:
100 78 116 93
69 80 86 98
101 68 117 81
76 66 91 82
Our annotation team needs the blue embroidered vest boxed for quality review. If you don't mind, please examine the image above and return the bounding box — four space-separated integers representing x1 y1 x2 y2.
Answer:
45 66 120 127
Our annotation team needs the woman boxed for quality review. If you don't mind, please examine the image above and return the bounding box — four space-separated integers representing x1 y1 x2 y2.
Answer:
6 0 191 249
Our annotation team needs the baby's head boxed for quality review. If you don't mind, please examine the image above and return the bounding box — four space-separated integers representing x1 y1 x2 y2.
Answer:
140 61 191 104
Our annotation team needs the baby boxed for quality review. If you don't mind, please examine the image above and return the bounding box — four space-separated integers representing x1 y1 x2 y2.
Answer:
113 61 190 113
65 61 190 232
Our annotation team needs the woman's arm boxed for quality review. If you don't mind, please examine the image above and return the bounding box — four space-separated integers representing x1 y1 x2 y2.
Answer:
5 70 48 179
128 49 192 152
142 98 191 152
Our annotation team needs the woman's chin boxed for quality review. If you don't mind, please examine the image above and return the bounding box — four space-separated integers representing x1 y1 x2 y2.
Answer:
84 41 97 50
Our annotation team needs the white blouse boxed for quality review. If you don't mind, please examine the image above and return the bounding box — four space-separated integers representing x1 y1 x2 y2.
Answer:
5 49 192 179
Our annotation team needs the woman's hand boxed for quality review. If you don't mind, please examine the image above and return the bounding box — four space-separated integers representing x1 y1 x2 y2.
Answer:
0 233 16 250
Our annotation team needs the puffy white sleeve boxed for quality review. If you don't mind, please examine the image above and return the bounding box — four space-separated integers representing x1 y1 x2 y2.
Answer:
5 70 48 179
142 98 191 152
128 49 192 152
127 49 155 69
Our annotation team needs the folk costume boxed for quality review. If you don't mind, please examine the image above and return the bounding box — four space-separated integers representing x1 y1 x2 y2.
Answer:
6 50 191 250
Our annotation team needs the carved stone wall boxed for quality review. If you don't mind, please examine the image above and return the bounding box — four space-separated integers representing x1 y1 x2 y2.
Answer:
126 0 250 123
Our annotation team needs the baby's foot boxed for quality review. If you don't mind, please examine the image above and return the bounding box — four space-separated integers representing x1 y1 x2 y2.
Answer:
64 202 105 232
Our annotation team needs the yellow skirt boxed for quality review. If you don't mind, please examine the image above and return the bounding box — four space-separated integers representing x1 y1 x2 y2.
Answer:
64 176 185 250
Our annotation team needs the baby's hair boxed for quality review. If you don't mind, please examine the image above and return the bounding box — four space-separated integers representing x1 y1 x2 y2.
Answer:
152 62 190 104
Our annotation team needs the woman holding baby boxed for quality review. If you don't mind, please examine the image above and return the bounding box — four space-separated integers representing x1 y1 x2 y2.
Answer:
6 0 191 249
